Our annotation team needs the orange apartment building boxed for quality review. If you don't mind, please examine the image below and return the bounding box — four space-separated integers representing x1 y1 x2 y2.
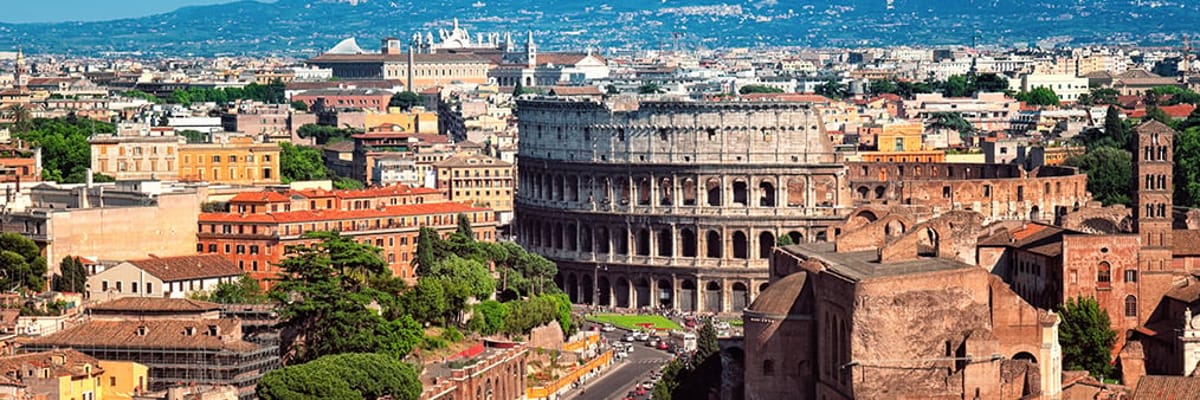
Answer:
197 185 495 285
178 136 281 185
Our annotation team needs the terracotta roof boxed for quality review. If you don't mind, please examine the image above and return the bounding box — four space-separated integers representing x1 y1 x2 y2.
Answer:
433 153 512 168
547 86 603 96
27 319 259 351
1133 375 1200 400
1176 230 1200 256
1165 280 1200 303
334 184 441 199
229 191 290 203
0 309 17 331
199 201 487 224
0 350 102 380
89 297 222 313
746 271 813 316
740 93 833 103
127 254 242 282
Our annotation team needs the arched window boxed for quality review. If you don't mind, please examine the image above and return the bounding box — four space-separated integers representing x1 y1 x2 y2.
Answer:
1097 262 1111 288
1125 295 1137 318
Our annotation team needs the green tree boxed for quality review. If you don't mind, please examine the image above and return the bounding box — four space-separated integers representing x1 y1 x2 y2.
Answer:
696 320 720 362
296 124 355 145
388 92 422 110
271 231 423 364
1065 146 1133 206
738 85 784 95
51 256 87 293
413 227 443 277
291 100 309 112
193 275 267 304
0 233 47 292
1015 87 1061 106
1143 106 1172 126
972 73 1009 93
333 177 364 190
1059 297 1117 378
1090 88 1120 105
1175 126 1200 208
177 130 207 144
941 75 973 97
652 359 685 400
257 353 421 400
399 277 447 325
814 79 846 99
16 118 114 183
869 79 899 96
471 300 509 335
455 213 474 241
3 104 33 134
279 143 330 183
637 83 663 95
927 112 975 142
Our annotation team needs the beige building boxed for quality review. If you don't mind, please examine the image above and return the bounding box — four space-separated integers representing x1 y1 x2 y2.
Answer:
434 152 514 221
90 124 185 181
87 254 243 302
179 136 281 185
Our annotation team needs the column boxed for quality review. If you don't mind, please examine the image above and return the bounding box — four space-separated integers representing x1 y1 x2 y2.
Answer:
671 274 680 310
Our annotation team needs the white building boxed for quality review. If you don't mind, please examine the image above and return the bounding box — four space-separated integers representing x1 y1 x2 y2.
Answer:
86 254 243 302
1013 74 1091 103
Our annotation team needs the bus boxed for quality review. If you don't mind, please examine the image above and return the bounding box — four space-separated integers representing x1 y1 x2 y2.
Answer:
669 331 697 353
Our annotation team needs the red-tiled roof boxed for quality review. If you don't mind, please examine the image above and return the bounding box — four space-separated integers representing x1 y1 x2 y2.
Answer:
0 350 101 380
740 93 833 103
1132 376 1200 400
335 185 440 199
229 191 291 203
128 254 242 281
27 319 259 351
90 297 222 313
199 201 486 225
1176 230 1200 257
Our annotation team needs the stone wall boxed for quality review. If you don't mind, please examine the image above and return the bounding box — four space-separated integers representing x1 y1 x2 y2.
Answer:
527 322 564 350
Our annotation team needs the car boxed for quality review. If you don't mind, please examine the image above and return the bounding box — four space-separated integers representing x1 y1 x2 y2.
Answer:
657 342 670 350
646 338 659 347
635 385 647 396
624 335 636 342
601 323 616 332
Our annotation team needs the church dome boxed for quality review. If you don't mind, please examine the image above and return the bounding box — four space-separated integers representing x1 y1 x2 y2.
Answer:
327 38 367 55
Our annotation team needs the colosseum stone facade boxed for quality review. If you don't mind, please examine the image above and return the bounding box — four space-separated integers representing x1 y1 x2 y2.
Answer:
515 97 852 312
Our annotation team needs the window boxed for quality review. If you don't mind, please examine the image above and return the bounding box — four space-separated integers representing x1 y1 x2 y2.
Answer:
116 281 123 292
1125 269 1137 283
208 244 217 252
212 155 221 163
1125 296 1137 317
110 377 117 386
250 245 259 255
942 186 951 198
1097 262 1111 288
101 281 108 291
131 282 139 293
146 283 153 294
197 243 204 253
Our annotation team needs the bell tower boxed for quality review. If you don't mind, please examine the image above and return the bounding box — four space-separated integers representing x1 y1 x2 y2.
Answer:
14 47 27 90
1131 120 1175 272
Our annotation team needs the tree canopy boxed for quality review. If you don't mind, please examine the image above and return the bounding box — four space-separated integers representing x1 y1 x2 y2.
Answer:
296 124 358 145
738 85 784 95
279 143 332 183
51 256 87 293
271 231 423 364
388 92 423 110
1065 146 1132 206
814 79 846 99
1175 126 1200 208
257 353 421 400
167 80 286 106
1058 297 1117 379
1015 87 1061 106
0 233 47 292
192 275 267 304
16 118 117 183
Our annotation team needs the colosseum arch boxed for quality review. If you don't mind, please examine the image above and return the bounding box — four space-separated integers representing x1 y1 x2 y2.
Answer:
636 228 651 256
845 209 880 231
554 175 564 201
705 281 723 313
566 223 578 251
636 177 652 206
706 178 722 206
731 282 749 311
580 274 594 304
759 231 775 259
706 230 723 258
566 273 579 303
679 279 697 311
660 177 674 206
787 178 805 207
657 278 674 308
917 227 940 257
580 227 592 252
597 276 611 306
567 175 579 202
615 277 631 308
681 228 698 257
616 227 629 254
732 231 749 259
856 186 870 201
787 231 803 244
618 179 631 205
873 185 886 200
732 178 749 206
682 177 698 206
635 278 651 308
596 227 610 254
600 177 612 203
885 219 907 238
552 223 563 249
658 228 674 257
759 179 777 207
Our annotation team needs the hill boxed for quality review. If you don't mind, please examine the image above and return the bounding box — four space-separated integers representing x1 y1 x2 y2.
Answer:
0 0 1197 56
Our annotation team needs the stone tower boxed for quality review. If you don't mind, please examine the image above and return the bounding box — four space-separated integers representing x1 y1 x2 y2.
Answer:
1132 121 1175 272
525 31 537 68
14 47 26 89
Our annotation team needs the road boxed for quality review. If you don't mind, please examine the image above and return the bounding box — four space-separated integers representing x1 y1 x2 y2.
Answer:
570 330 672 400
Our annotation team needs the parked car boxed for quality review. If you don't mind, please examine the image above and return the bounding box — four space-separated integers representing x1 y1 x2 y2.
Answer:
657 342 670 350
601 323 616 332
646 338 660 347
624 334 637 342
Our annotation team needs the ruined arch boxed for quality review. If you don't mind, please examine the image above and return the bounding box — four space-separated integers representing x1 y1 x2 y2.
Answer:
657 278 673 308
566 273 579 303
917 227 939 257
682 177 698 206
731 282 749 311
679 279 697 311
732 231 749 259
759 231 776 259
636 177 652 206
787 178 805 207
615 277 631 308
635 278 651 308
660 177 674 206
706 230 723 258
680 228 698 258
597 276 611 307
636 228 651 256
759 179 776 207
787 231 803 244
658 228 674 257
596 226 611 254
732 178 749 206
706 178 722 206
705 281 722 313
580 274 594 304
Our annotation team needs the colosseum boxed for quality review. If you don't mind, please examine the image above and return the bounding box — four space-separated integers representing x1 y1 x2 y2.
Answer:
515 96 1093 312
515 97 849 313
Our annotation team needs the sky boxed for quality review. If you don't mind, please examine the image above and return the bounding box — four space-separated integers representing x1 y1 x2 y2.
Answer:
2 0 241 23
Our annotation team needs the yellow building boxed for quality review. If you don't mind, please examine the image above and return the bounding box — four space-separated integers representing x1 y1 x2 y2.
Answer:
859 151 945 163
179 136 281 185
876 121 924 152
434 152 514 215
97 360 149 400
90 124 185 181
0 349 147 400
364 108 439 134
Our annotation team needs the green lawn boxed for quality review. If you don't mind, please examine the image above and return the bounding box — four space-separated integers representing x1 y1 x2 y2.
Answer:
587 314 682 331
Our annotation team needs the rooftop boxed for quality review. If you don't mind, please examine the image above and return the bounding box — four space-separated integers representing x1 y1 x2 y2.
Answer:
779 242 972 282
0 349 102 380
89 297 222 313
27 319 257 352
199 201 487 224
127 254 242 282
